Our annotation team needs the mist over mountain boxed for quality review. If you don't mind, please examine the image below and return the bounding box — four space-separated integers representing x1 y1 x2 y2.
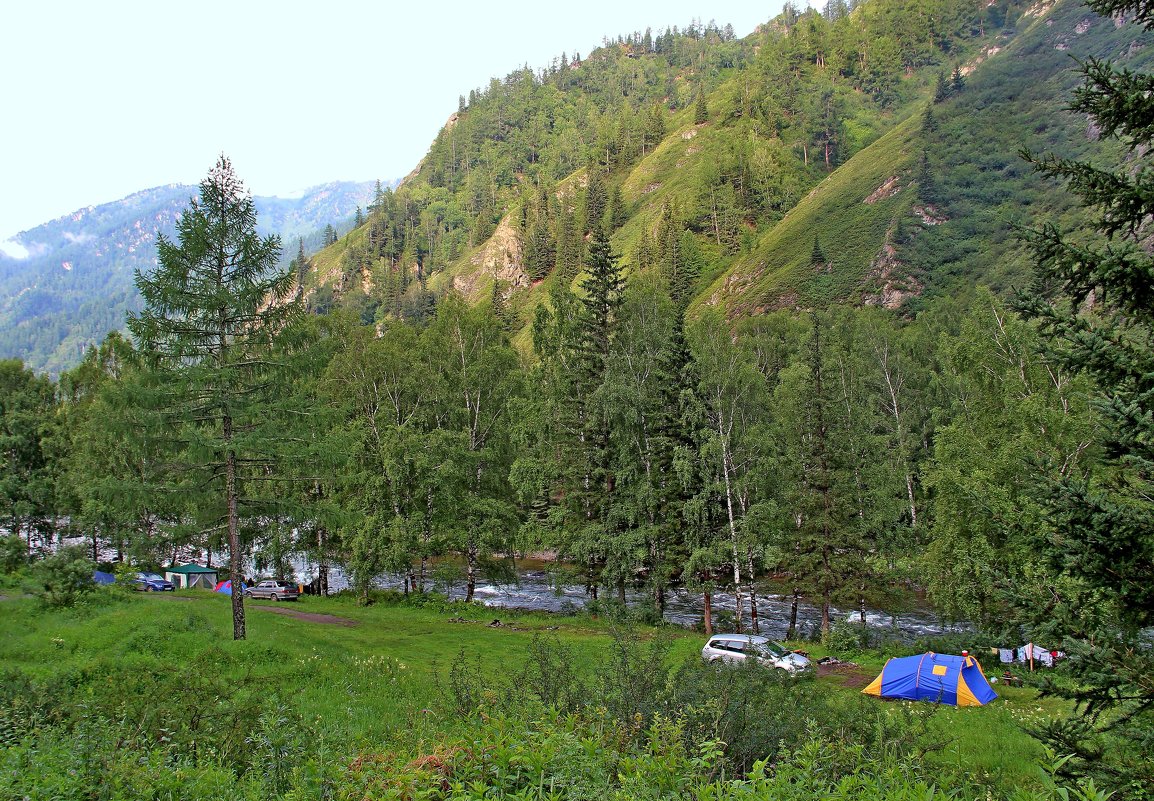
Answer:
0 180 382 374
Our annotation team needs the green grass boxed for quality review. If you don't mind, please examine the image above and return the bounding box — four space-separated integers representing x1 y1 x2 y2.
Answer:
0 586 1065 796
921 684 1057 790
691 111 922 317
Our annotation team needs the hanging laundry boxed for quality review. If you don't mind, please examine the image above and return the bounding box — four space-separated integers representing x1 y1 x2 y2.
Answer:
999 648 1015 663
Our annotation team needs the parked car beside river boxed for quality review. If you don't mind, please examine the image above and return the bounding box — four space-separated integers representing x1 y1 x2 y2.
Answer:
702 634 812 674
244 580 299 601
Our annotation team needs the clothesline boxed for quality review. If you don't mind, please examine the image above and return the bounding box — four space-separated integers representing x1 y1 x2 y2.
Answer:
993 643 1064 669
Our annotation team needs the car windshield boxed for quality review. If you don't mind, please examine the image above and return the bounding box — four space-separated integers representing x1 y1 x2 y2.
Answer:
754 641 789 658
143 573 165 581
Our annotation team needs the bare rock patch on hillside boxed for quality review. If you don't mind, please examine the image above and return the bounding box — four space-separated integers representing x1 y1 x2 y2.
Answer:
865 176 902 204
863 243 923 309
913 204 948 226
455 216 528 300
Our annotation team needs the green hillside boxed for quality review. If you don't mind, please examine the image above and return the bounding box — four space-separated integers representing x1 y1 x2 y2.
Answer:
307 0 1153 340
693 112 923 316
896 0 1151 300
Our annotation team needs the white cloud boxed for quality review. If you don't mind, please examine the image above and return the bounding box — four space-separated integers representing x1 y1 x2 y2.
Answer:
271 188 307 200
0 239 30 260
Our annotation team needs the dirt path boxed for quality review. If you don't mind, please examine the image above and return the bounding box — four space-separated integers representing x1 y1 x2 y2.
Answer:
817 662 874 688
251 605 359 627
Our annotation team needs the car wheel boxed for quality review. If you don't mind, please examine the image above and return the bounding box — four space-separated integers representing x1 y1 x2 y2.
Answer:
271 593 279 601
145 585 153 592
243 590 252 598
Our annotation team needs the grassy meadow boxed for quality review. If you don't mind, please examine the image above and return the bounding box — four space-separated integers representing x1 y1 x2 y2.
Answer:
0 583 1078 800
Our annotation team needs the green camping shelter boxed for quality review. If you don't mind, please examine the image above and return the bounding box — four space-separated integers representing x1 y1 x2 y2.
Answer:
164 564 218 589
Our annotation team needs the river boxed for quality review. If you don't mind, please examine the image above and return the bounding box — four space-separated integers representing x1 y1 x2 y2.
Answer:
302 557 961 642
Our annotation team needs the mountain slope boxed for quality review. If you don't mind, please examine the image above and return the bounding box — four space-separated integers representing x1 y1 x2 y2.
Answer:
661 0 1154 316
694 111 923 316
0 181 376 373
893 0 1152 301
8 0 1150 373
307 0 1153 345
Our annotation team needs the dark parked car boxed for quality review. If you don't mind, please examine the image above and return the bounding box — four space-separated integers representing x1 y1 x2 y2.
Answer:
133 572 175 592
244 580 299 601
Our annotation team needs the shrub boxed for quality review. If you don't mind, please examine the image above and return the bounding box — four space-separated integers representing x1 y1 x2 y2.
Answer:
824 619 877 652
586 597 664 626
447 647 487 715
34 545 95 608
592 627 674 726
0 534 26 574
508 633 587 713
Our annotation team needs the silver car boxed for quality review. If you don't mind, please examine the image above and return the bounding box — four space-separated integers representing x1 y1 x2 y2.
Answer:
244 579 300 601
702 634 812 675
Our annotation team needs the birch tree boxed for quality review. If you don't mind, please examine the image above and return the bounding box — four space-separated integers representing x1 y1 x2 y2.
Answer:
686 309 770 632
425 295 520 602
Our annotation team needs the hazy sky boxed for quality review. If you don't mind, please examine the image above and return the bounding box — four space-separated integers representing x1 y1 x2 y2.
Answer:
0 1 785 247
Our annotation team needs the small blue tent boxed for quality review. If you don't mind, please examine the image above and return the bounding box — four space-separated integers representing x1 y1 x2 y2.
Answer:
213 580 246 596
92 570 116 585
863 652 997 706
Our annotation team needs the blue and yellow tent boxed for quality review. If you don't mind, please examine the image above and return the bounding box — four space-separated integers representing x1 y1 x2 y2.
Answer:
862 652 997 706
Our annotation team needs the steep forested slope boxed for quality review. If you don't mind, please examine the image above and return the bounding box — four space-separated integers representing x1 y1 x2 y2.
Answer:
698 0 1154 314
312 0 1153 336
896 0 1154 300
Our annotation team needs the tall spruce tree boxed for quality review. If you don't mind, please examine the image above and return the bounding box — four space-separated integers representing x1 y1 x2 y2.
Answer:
583 169 609 235
1018 0 1154 789
774 312 864 637
572 226 625 597
128 156 301 641
601 277 684 612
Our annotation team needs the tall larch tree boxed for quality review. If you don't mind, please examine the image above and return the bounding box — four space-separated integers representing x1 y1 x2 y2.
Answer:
774 312 865 637
128 156 302 641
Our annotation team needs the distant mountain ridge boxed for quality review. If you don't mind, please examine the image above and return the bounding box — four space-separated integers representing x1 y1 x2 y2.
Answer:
6 0 1152 373
0 180 380 374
